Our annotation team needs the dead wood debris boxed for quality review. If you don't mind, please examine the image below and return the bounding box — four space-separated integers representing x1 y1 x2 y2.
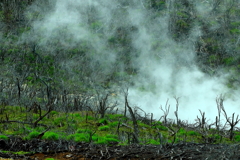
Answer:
1 137 240 159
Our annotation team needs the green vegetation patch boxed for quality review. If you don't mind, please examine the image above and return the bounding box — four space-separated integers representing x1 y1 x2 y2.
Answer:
147 139 160 145
76 128 93 134
98 125 110 131
235 135 240 142
42 132 59 141
187 130 199 136
26 131 40 140
99 118 108 125
0 135 9 140
0 150 33 155
109 121 119 127
95 135 119 144
67 133 90 142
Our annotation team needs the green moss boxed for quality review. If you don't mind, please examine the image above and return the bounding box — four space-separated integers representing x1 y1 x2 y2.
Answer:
156 125 167 131
35 126 46 132
138 122 149 128
178 128 187 135
42 132 59 141
147 139 160 145
50 111 58 116
26 131 40 140
0 151 33 155
105 137 119 143
99 118 108 124
76 128 93 134
86 115 94 120
53 117 65 127
98 125 110 131
187 130 199 136
106 114 124 120
105 134 118 139
235 135 240 142
95 137 107 144
0 135 9 140
73 113 82 119
109 121 119 127
13 151 31 155
67 133 90 142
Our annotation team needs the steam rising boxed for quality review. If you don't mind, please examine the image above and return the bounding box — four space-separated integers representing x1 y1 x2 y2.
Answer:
26 0 240 123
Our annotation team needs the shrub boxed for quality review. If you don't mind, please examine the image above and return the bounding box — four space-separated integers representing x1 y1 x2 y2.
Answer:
53 117 65 126
105 134 118 139
147 139 160 145
92 135 99 141
98 125 110 131
76 128 92 134
95 137 107 144
109 121 119 127
105 137 119 143
73 113 82 119
213 134 221 140
13 128 25 135
138 122 149 128
35 126 45 132
106 114 123 120
187 130 199 136
235 135 240 142
95 135 119 144
67 133 90 142
27 131 40 140
42 132 59 141
50 111 58 116
0 135 9 140
99 118 108 125
86 115 94 120
156 125 167 131
74 133 89 142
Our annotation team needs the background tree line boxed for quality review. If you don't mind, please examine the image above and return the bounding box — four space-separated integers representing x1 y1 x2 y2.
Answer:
0 0 240 109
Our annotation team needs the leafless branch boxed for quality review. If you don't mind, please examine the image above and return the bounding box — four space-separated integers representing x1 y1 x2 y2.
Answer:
124 88 139 143
160 99 170 125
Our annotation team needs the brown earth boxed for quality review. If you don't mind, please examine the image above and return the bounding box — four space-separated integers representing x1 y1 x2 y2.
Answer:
1 137 240 159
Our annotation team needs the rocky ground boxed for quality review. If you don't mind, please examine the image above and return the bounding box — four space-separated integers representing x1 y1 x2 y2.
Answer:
1 137 240 159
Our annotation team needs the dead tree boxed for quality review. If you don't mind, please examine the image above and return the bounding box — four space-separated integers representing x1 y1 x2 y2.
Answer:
95 91 118 119
174 97 180 125
124 89 139 143
160 99 170 125
215 95 228 132
215 95 223 131
97 93 109 118
221 106 240 140
166 125 181 145
0 101 52 128
32 102 53 128
196 110 207 131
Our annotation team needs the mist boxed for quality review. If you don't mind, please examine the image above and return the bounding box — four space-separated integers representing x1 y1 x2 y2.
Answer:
23 0 240 123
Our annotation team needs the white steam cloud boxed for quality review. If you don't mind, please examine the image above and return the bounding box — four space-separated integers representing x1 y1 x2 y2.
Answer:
26 0 240 123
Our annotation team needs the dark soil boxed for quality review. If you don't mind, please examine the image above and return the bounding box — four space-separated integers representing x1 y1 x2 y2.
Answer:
1 137 240 159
